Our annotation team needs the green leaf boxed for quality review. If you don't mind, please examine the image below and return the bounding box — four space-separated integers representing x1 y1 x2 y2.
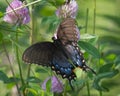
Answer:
106 54 116 61
41 16 60 33
39 5 56 16
74 68 83 78
48 0 65 7
9 77 20 83
35 68 48 73
55 0 65 6
74 79 86 85
78 41 100 58
26 88 38 96
46 78 51 92
26 77 41 83
93 70 119 91
0 11 4 18
114 55 120 66
98 63 113 74
0 71 10 83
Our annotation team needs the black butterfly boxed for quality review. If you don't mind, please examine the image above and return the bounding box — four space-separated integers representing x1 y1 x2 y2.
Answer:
22 18 96 89
22 37 95 85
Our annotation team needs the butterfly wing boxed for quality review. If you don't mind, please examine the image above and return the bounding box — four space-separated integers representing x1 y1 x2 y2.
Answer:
51 46 76 80
63 44 96 74
63 44 84 67
48 40 76 80
22 42 55 66
56 18 80 44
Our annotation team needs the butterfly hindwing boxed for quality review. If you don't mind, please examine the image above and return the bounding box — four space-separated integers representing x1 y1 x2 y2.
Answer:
52 43 76 80
63 44 85 67
22 42 55 66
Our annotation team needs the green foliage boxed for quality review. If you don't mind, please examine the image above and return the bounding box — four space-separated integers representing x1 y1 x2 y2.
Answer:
39 5 56 16
26 77 41 83
0 71 11 83
0 11 4 17
78 41 100 58
114 55 120 66
0 0 120 96
93 69 119 91
41 16 60 33
0 71 19 83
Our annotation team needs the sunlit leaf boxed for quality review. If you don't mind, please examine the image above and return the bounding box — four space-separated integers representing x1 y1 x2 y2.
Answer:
26 88 38 96
78 41 100 58
74 68 83 78
46 78 51 92
0 11 4 18
39 5 56 16
106 54 116 61
93 70 119 91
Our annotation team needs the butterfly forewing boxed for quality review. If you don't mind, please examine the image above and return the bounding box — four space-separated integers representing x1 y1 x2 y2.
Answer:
22 42 55 66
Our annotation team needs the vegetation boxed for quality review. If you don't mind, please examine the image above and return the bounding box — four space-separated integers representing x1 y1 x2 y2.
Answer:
0 0 120 96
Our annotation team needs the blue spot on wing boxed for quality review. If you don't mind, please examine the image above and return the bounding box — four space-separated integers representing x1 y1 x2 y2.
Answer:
52 50 73 76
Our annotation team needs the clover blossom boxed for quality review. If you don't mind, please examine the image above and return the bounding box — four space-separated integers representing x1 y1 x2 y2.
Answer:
42 76 63 93
56 0 78 18
3 0 30 25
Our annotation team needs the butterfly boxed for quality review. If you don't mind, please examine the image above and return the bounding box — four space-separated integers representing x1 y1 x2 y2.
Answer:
22 17 96 89
22 38 95 87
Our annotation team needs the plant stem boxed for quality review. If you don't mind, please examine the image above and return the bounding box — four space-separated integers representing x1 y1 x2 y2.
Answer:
98 40 102 96
93 0 96 34
16 30 25 96
86 81 90 96
85 8 89 33
99 91 102 96
2 40 21 96
26 2 34 85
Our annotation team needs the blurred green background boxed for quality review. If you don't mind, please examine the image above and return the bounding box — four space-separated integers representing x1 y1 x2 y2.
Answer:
0 0 120 96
